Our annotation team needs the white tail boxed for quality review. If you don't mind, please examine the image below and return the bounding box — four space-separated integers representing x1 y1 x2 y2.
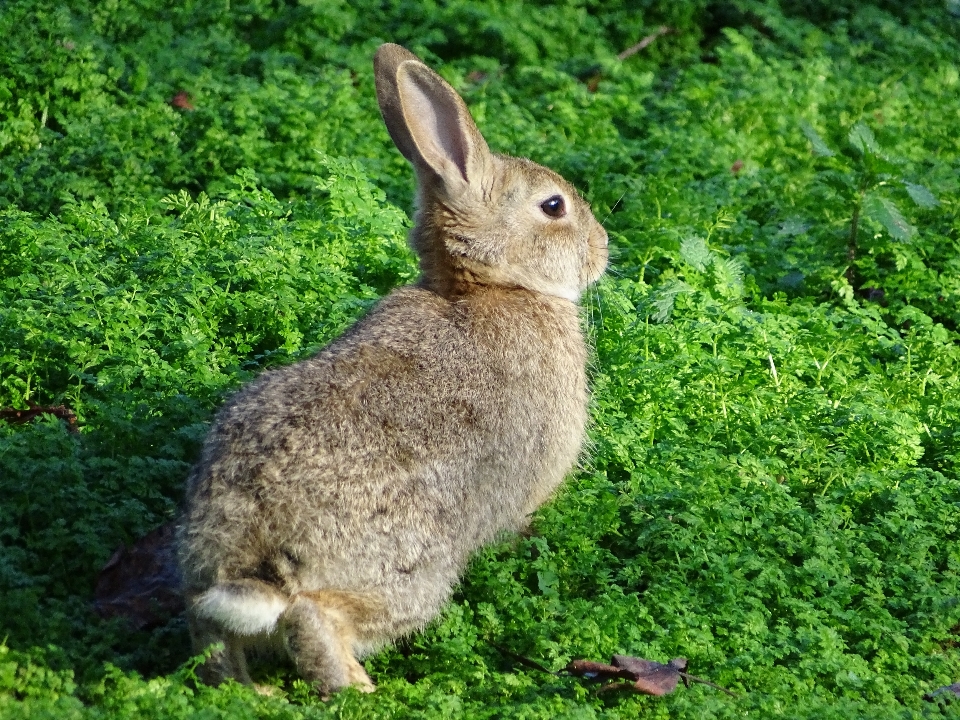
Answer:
194 583 289 636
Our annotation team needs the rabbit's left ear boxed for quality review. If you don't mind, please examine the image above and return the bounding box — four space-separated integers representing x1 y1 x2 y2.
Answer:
374 43 491 190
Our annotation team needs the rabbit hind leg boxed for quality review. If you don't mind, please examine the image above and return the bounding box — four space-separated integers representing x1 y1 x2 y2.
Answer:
187 607 254 686
187 578 290 686
280 591 378 695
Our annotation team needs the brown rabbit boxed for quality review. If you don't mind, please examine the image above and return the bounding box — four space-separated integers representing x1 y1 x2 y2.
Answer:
176 43 608 695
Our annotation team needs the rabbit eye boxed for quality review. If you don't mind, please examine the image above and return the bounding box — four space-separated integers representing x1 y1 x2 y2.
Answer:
540 195 566 218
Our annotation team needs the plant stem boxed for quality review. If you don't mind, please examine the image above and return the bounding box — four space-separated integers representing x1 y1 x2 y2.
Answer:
846 190 865 285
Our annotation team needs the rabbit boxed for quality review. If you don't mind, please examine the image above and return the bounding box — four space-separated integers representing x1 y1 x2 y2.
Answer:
176 42 608 696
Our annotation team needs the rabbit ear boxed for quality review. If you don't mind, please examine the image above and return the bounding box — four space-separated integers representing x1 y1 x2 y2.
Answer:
374 43 490 189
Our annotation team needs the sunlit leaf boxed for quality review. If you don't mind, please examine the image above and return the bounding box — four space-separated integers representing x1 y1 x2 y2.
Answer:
904 182 939 208
650 279 694 323
680 236 713 272
800 120 835 156
863 193 914 241
848 121 879 154
713 256 745 298
777 218 811 237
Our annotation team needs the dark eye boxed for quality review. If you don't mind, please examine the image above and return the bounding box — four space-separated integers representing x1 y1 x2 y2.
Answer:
540 195 566 218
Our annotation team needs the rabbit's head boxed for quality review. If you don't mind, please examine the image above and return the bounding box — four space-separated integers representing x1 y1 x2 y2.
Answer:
375 44 608 302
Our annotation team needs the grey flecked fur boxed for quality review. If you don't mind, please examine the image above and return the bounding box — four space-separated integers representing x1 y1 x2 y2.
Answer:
177 42 608 695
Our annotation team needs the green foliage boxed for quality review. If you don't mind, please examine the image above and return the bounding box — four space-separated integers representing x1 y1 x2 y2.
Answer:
2 0 960 718
0 162 413 413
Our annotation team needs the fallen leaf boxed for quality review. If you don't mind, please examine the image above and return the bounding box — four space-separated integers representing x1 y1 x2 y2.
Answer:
171 91 195 110
616 655 687 695
567 655 687 696
565 654 739 698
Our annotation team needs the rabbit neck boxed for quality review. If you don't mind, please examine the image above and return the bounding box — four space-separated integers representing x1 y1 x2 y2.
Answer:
411 229 581 304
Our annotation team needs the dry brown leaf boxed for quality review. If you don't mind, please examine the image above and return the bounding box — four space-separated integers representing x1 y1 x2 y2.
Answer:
567 655 687 696
170 91 195 110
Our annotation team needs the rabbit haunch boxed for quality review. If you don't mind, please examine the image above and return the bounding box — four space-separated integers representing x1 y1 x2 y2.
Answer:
177 43 608 695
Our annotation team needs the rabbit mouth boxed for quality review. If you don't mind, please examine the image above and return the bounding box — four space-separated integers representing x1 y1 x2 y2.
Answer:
583 226 609 285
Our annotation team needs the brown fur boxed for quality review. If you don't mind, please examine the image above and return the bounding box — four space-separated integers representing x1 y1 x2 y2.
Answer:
177 43 608 695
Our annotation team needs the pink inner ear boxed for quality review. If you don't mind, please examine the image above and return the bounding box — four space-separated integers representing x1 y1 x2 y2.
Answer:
400 68 470 182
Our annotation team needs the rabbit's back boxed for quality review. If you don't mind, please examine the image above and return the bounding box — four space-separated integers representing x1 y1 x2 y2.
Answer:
179 284 586 638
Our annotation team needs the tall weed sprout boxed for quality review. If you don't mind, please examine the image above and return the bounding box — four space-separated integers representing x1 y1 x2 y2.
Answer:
1 1 959 717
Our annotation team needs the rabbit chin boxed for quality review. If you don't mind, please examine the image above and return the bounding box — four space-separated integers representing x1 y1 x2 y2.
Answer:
470 262 583 302
511 274 581 302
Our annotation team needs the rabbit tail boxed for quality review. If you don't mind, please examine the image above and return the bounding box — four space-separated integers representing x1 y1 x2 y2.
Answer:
193 579 289 636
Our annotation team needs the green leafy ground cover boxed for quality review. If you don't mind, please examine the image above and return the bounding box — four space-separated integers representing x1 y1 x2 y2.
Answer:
2 0 960 717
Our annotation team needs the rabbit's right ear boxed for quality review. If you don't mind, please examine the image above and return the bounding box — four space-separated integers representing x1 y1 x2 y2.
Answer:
374 44 491 192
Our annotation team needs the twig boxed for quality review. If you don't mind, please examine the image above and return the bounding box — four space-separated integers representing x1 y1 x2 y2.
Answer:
486 641 558 676
617 26 671 61
0 404 78 432
678 672 741 699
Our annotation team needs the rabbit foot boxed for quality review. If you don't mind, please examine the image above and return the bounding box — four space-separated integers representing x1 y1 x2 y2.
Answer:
282 594 372 696
346 668 376 693
318 675 376 701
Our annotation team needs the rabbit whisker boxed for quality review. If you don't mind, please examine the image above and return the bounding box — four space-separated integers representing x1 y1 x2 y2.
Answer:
600 191 627 227
595 284 604 333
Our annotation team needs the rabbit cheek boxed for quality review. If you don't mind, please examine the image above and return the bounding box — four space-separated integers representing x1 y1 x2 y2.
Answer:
582 224 609 286
498 237 579 301
546 231 589 295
